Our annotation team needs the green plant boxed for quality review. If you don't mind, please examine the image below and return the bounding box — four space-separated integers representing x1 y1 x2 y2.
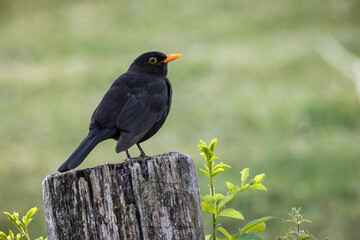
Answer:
277 207 325 240
199 138 274 240
0 207 47 240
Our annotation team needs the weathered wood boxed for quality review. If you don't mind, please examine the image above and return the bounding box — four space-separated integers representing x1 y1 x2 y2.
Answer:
42 152 204 240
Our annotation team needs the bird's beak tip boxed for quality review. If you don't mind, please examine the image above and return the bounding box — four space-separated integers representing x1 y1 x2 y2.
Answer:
163 54 182 64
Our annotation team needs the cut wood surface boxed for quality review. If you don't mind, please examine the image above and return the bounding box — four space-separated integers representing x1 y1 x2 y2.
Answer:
42 152 204 240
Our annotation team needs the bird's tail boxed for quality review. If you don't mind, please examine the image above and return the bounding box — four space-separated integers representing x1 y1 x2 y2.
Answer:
58 128 112 172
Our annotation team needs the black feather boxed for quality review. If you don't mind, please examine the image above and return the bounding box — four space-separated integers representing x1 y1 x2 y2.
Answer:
58 128 113 172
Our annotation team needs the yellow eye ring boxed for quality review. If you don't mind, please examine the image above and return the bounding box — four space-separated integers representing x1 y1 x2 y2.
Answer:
149 57 157 64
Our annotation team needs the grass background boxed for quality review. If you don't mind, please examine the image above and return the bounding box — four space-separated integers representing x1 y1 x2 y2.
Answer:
0 0 359 239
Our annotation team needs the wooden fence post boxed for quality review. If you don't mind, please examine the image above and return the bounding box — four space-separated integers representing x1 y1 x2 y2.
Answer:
42 152 204 240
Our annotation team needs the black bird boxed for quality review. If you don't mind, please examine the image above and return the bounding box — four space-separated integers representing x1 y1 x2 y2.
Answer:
58 51 181 172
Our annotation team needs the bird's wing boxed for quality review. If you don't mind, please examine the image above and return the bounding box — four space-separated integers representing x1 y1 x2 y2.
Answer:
89 84 129 130
117 92 165 132
115 88 168 152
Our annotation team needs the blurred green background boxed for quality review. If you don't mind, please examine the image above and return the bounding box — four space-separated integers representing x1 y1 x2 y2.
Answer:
1 0 359 239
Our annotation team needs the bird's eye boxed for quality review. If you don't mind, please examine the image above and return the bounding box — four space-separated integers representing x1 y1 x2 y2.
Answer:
149 57 157 64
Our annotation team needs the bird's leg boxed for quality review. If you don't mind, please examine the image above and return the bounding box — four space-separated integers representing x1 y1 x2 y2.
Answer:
136 143 148 159
125 150 132 159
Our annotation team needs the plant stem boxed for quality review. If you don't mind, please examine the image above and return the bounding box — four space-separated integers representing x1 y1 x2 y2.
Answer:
25 227 31 240
297 214 300 240
208 159 216 240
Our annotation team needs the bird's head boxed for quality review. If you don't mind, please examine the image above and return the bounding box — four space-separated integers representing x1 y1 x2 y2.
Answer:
128 51 182 76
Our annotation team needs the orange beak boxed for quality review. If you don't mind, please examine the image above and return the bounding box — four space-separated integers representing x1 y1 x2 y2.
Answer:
160 54 182 64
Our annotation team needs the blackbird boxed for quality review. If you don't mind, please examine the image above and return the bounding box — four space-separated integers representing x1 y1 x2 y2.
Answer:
58 51 181 172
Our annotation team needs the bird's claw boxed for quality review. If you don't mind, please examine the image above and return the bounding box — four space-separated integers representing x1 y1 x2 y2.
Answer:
139 153 148 159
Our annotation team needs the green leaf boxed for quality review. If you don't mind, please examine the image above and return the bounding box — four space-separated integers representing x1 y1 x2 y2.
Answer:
26 218 33 226
226 182 241 194
22 216 27 226
209 138 217 153
299 235 315 240
202 195 215 204
248 183 267 191
200 168 210 177
213 168 225 176
239 233 261 240
218 193 235 210
214 163 231 171
4 211 25 236
15 234 21 240
240 168 249 187
0 232 7 240
301 219 312 223
197 139 215 161
213 193 225 201
3 212 15 224
8 230 14 240
15 220 22 227
204 164 209 171
226 181 236 191
25 207 38 225
210 156 219 162
201 202 216 214
199 139 206 146
242 216 275 233
245 222 266 232
217 226 232 239
253 174 265 183
219 208 244 220
205 235 212 240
